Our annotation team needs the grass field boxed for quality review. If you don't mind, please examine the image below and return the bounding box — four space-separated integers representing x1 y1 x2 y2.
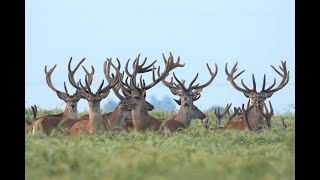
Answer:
25 109 295 180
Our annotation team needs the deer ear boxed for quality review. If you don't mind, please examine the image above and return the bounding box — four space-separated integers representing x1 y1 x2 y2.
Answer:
234 107 239 114
78 91 87 99
100 91 111 99
169 87 179 95
194 88 203 94
266 91 274 98
121 90 131 97
243 92 251 98
56 92 67 102
174 98 181 105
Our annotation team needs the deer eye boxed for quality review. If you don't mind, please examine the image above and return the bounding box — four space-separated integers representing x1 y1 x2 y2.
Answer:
134 96 139 99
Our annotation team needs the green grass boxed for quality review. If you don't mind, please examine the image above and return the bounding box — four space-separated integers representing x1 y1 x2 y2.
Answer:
25 109 295 180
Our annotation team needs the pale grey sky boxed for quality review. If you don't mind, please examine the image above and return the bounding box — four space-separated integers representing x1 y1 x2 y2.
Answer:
26 0 295 114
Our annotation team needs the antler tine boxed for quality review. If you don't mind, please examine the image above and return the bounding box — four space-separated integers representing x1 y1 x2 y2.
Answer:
82 65 95 87
241 104 254 131
79 78 90 94
264 61 289 93
173 72 187 91
31 105 37 120
125 59 133 77
240 79 253 91
264 78 277 91
188 73 199 90
162 53 168 64
98 63 120 95
191 63 218 90
162 75 181 96
103 59 124 100
262 74 266 91
221 103 232 117
252 74 256 91
246 99 251 109
68 57 87 92
104 58 120 83
192 94 201 101
44 64 63 94
63 82 69 95
225 62 250 94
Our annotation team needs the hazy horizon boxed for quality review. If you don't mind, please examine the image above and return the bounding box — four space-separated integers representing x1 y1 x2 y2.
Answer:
26 0 295 114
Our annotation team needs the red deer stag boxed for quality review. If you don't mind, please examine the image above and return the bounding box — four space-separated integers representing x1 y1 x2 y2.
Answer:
31 61 94 136
103 58 155 131
121 53 186 132
225 61 289 132
68 58 120 135
202 101 256 131
161 62 218 131
201 103 233 130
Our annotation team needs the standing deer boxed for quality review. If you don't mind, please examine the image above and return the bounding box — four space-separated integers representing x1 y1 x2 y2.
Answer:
225 61 289 132
120 53 189 132
68 58 120 135
161 62 218 131
31 61 93 136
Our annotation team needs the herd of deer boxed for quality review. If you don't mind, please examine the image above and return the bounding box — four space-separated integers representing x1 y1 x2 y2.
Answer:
25 52 289 136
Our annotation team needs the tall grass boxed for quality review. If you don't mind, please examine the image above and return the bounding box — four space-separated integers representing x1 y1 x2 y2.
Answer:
25 108 294 180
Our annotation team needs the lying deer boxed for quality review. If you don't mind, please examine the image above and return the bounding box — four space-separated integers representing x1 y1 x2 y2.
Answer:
201 103 246 130
31 61 93 136
103 58 155 131
225 61 289 132
67 57 124 135
202 100 274 131
121 53 213 132
161 62 218 132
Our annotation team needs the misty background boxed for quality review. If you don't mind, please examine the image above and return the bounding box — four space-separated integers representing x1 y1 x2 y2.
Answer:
25 0 295 115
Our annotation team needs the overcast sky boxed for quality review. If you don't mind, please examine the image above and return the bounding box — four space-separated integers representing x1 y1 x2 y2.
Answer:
26 0 295 114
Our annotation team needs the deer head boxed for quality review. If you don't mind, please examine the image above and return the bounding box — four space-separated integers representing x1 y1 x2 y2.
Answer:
68 57 119 113
44 63 93 118
225 61 289 131
162 63 217 126
104 58 155 112
121 52 185 112
225 61 289 107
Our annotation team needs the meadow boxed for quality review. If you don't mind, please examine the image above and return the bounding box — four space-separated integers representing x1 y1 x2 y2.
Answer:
25 108 295 180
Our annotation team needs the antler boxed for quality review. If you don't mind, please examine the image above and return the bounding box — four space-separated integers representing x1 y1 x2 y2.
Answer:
225 62 255 94
68 57 94 93
262 61 290 93
215 103 232 120
189 63 218 90
124 52 185 91
141 52 185 90
240 104 254 131
44 64 66 95
31 105 37 120
104 58 128 100
253 101 274 129
162 63 217 101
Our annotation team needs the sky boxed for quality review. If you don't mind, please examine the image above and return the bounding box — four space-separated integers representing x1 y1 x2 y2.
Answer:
25 0 295 114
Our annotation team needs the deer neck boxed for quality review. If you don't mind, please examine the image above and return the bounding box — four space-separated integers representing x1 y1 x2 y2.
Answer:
63 105 78 119
248 107 265 131
173 108 192 128
131 107 160 131
88 103 104 131
107 105 125 129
